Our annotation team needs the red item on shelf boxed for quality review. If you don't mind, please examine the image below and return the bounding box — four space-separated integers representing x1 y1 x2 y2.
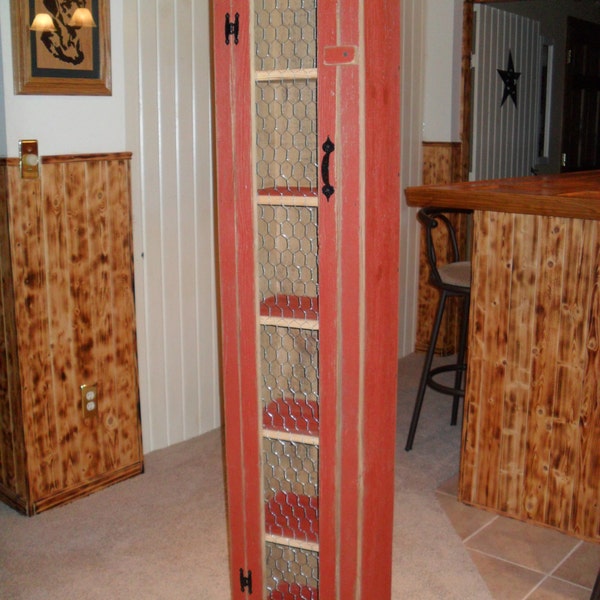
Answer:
263 397 319 435
260 295 319 320
269 582 319 600
265 491 319 543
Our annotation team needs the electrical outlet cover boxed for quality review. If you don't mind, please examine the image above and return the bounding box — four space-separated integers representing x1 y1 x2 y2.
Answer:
80 383 99 418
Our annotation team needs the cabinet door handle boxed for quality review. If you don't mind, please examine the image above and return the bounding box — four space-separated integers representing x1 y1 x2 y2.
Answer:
321 137 335 200
225 12 239 45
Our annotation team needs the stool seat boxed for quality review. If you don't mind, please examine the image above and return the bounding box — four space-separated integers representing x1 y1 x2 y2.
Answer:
405 207 473 451
438 261 471 288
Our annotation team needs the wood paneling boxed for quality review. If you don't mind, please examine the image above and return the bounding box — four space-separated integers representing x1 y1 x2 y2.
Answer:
422 142 463 186
0 154 143 515
460 211 600 542
408 172 600 540
416 142 467 354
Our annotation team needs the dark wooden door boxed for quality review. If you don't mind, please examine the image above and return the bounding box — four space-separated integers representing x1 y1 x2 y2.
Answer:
561 17 600 172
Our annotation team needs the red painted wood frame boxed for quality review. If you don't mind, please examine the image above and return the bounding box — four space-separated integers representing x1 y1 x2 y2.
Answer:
212 1 401 597
213 1 263 596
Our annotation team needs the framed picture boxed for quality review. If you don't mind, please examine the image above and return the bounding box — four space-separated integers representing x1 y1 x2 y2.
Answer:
11 0 111 95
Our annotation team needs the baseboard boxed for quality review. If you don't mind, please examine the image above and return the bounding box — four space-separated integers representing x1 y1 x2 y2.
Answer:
29 461 144 515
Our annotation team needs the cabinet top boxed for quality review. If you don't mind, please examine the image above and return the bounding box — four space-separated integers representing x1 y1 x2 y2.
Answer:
0 152 132 167
406 170 600 221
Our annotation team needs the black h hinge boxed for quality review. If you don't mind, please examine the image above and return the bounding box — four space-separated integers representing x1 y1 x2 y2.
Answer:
239 568 253 594
225 13 240 45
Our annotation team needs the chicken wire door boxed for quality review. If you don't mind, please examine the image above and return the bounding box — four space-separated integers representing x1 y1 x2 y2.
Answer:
212 2 401 599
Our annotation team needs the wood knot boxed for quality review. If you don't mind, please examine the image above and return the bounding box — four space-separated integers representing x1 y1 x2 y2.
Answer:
104 414 118 431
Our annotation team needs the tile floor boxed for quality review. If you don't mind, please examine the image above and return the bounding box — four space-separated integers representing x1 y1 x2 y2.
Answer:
437 475 600 599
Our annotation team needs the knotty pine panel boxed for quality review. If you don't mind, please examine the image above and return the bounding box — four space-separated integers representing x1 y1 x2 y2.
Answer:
459 211 600 542
0 154 143 514
0 163 28 509
416 142 467 354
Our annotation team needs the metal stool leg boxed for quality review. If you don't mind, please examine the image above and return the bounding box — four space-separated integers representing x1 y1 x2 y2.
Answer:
591 568 600 600
451 294 470 425
405 290 449 451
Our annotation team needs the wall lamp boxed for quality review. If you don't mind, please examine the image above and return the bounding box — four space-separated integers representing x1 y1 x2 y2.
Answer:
69 8 97 28
29 8 96 32
29 13 55 32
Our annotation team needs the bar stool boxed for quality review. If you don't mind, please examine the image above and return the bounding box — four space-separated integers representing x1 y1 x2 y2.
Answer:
405 207 472 451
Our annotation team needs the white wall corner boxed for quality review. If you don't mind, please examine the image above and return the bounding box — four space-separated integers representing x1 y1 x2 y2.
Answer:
422 0 463 142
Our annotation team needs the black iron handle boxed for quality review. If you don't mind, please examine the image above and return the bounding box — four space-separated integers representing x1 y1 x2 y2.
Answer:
321 137 335 201
225 12 239 45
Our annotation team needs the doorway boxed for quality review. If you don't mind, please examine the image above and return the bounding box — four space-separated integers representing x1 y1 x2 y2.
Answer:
561 16 600 171
462 0 600 180
469 3 541 180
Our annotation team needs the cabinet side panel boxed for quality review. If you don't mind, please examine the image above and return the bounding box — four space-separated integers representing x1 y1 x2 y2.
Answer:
316 0 343 596
360 0 401 598
0 164 28 509
6 156 142 510
10 168 60 501
336 1 363 598
103 158 143 471
213 1 264 596
61 161 103 486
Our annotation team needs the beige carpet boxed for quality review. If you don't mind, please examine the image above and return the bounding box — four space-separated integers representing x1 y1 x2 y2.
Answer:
0 353 491 599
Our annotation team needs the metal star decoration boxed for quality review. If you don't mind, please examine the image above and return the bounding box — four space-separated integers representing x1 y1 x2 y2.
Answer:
497 51 521 108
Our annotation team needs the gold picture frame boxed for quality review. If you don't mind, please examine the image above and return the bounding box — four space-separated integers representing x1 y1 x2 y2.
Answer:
11 0 111 96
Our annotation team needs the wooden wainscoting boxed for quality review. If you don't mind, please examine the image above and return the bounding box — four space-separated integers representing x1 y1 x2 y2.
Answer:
460 211 600 542
416 142 468 354
0 153 143 515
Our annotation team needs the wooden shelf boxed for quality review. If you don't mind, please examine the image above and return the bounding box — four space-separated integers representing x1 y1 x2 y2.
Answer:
265 491 319 544
260 295 319 321
257 188 319 208
255 68 318 82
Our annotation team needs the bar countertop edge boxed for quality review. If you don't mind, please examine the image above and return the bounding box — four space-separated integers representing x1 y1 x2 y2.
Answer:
405 169 600 221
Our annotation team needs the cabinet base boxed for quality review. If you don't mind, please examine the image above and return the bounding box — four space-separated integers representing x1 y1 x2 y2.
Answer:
0 461 144 516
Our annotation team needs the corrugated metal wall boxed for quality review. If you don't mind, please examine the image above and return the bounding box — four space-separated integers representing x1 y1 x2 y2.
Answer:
470 4 541 180
124 0 220 453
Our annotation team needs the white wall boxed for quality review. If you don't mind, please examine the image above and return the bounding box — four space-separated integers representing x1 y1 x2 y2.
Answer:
423 0 463 142
0 1 126 155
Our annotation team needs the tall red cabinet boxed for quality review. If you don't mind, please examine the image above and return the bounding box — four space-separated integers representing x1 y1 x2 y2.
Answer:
212 2 401 598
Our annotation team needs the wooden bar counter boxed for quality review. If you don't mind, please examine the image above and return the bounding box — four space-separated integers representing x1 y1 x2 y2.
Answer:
406 170 600 543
